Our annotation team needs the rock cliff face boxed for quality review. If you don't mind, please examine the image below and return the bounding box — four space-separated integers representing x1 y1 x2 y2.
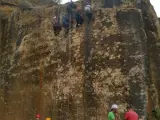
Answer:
0 0 160 120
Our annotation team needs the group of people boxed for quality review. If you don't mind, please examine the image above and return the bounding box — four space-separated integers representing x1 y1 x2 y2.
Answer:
53 2 93 35
35 104 138 120
108 104 138 120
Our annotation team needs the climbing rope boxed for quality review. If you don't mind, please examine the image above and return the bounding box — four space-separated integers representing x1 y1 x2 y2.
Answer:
53 1 61 119
38 60 44 118
67 0 72 119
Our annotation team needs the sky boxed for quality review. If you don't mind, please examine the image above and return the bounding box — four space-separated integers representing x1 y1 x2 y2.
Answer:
61 0 160 17
150 0 160 17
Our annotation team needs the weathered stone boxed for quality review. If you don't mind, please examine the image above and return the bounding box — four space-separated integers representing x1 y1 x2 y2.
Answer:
0 0 160 120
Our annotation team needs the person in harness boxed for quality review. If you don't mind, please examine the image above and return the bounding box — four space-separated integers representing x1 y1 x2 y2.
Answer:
66 1 77 26
75 7 84 27
84 4 92 24
52 16 61 36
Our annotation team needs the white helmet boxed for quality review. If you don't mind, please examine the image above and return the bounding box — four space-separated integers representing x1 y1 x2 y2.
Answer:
84 5 91 12
111 104 118 109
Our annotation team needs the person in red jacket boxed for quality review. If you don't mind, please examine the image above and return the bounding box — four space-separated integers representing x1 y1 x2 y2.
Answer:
36 114 40 120
124 105 138 120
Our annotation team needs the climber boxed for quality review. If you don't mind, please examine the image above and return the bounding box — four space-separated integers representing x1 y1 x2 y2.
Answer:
66 1 77 25
36 114 40 120
84 4 92 24
52 16 61 36
124 105 138 120
75 7 84 27
62 14 70 34
108 104 119 120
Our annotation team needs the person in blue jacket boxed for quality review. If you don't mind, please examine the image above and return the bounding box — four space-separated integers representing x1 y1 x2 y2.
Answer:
62 14 70 34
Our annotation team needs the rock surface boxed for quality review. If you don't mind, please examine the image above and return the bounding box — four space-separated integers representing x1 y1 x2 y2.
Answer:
0 0 160 120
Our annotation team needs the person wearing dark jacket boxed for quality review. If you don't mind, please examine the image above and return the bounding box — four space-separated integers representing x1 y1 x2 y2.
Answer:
75 8 84 27
53 16 61 35
66 2 77 25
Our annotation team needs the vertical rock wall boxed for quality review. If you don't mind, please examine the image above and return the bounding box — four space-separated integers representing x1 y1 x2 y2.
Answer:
141 0 160 112
117 9 148 119
0 1 160 120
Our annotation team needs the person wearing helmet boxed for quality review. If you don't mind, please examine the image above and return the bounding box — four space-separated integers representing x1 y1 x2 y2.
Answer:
108 104 119 120
45 117 51 120
36 114 40 120
84 4 92 24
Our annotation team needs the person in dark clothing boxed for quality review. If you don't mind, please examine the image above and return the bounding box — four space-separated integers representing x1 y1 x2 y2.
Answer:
66 2 77 25
75 8 84 27
52 16 61 35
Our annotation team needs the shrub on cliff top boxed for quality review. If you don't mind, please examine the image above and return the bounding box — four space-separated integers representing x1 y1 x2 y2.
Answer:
18 1 32 11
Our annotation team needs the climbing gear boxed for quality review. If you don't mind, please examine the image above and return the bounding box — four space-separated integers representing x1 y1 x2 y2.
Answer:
62 15 69 28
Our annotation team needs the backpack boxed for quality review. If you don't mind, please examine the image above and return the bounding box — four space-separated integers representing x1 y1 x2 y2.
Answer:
62 15 69 25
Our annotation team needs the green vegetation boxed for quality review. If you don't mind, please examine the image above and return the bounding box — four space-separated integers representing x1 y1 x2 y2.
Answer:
147 108 160 120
